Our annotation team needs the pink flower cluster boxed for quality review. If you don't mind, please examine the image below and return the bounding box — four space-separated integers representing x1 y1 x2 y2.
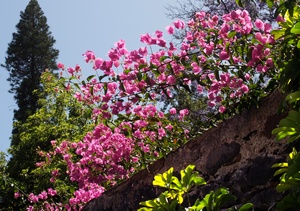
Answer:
26 188 58 210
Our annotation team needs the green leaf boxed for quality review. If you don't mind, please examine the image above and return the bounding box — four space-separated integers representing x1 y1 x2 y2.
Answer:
238 203 253 211
291 22 300 34
103 83 107 94
235 0 243 7
277 181 300 192
266 0 273 8
175 191 184 204
273 168 288 177
272 162 288 168
297 40 300 49
137 72 143 81
214 188 236 209
180 165 195 187
153 167 174 188
137 208 153 211
139 198 159 208
276 192 300 210
124 69 131 74
271 30 285 40
289 148 298 160
227 31 236 39
286 91 300 104
272 110 300 143
86 75 95 82
193 176 206 186
272 127 295 141
159 56 169 62
286 158 300 178
74 83 80 90
171 176 182 190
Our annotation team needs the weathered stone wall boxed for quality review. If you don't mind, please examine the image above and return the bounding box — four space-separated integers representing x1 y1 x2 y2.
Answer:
83 90 291 211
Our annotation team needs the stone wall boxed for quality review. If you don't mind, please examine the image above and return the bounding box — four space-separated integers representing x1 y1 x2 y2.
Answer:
83 90 291 211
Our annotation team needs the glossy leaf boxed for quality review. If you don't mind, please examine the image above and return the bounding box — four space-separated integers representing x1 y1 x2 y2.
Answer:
291 22 300 34
238 203 254 211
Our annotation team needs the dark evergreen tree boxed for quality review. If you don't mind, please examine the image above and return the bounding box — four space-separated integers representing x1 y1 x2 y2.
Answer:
4 0 59 126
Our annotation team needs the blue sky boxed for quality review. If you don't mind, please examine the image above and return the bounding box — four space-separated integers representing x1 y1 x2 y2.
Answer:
0 0 179 153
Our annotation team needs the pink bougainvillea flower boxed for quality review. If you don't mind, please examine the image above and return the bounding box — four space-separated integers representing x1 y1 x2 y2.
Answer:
197 85 203 93
195 11 206 20
169 108 177 115
166 75 176 85
67 67 75 75
244 73 251 80
57 62 65 69
14 192 20 199
165 124 173 131
28 193 39 203
208 100 216 107
255 19 264 31
191 62 201 74
38 191 48 200
27 206 34 211
140 33 156 45
47 188 57 197
166 25 174 34
114 39 126 49
266 58 274 67
219 50 230 60
156 38 166 47
230 10 239 20
240 84 249 93
264 23 272 33
255 32 267 44
155 30 163 38
173 19 185 29
83 50 95 63
179 109 189 121
219 105 226 113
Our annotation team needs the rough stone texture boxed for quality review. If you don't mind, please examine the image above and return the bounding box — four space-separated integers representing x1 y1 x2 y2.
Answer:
83 90 291 211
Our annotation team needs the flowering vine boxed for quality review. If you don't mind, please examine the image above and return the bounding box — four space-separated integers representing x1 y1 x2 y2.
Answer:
25 8 278 210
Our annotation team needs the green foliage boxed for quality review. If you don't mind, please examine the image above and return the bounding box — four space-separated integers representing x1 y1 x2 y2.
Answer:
271 2 300 92
0 152 25 210
270 2 300 208
2 72 93 209
272 110 300 143
272 148 300 210
190 188 237 211
139 165 253 211
152 165 206 205
272 148 300 192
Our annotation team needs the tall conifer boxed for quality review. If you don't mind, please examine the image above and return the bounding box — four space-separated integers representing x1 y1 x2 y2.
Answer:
5 0 59 126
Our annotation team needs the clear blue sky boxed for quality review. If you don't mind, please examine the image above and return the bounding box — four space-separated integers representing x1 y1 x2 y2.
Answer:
0 0 178 154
